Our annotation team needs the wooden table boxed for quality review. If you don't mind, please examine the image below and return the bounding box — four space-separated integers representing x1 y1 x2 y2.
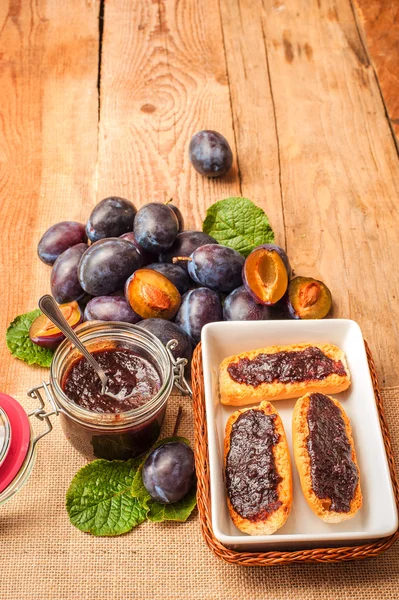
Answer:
1 0 399 398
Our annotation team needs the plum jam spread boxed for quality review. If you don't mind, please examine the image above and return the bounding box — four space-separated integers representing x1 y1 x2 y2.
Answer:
225 410 282 521
227 346 346 387
307 393 358 512
62 348 161 413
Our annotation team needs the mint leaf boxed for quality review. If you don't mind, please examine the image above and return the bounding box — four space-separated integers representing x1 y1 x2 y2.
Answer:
203 197 274 257
66 458 147 536
6 309 54 367
131 436 197 523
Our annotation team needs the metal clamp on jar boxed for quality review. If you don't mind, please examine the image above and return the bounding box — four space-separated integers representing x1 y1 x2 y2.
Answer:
0 319 192 505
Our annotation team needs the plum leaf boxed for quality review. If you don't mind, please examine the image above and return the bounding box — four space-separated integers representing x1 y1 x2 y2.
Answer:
6 309 54 367
203 197 274 257
66 458 147 536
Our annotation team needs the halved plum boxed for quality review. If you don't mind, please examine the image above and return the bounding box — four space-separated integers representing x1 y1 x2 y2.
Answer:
243 245 290 305
287 276 332 319
29 301 82 349
125 268 181 320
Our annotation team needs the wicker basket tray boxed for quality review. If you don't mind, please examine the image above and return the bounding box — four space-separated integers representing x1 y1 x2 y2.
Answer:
191 341 399 565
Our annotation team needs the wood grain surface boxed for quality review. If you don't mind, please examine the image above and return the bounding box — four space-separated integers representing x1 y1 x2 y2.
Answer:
97 0 240 225
259 0 399 386
354 0 399 142
218 0 285 245
219 0 399 385
0 0 99 395
1 0 399 400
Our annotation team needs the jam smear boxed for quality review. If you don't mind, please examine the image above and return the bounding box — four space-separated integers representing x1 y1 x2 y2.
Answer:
307 393 358 512
226 410 282 521
62 348 161 413
227 346 346 387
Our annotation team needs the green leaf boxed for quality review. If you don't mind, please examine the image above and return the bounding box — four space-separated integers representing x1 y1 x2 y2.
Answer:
203 197 275 257
66 458 147 536
6 309 54 367
131 436 197 523
146 484 197 523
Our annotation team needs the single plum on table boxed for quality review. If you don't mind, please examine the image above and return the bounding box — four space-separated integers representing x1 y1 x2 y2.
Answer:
175 287 223 345
51 243 88 304
189 130 233 177
83 296 141 324
37 221 87 265
86 197 137 242
187 244 244 293
133 203 179 253
78 238 141 296
142 442 195 504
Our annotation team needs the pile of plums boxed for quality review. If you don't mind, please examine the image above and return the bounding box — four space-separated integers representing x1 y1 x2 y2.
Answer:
33 194 332 367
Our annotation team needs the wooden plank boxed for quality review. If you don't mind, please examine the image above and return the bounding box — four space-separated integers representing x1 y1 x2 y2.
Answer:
218 0 285 246
0 1 99 396
97 0 240 227
220 0 399 386
353 0 399 142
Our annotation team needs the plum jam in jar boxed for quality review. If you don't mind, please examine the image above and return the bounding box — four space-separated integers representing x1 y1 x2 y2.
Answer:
48 322 175 460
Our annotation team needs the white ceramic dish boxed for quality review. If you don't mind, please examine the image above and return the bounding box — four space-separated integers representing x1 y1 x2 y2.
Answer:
201 319 398 550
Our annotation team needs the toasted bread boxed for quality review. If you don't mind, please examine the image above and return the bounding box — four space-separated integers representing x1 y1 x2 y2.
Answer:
292 392 362 523
224 401 292 535
219 343 350 406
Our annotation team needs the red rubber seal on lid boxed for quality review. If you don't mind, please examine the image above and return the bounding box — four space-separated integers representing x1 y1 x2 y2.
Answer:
0 393 31 494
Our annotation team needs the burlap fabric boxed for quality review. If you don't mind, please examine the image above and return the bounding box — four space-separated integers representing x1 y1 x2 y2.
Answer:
1 390 399 600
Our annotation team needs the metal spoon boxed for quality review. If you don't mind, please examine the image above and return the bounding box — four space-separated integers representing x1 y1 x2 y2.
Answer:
38 294 132 401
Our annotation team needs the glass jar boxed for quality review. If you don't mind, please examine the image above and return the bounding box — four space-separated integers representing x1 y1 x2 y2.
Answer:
50 321 179 460
0 322 191 504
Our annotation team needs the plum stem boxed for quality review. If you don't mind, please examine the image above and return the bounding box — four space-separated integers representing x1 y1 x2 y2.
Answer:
172 256 192 264
173 405 183 437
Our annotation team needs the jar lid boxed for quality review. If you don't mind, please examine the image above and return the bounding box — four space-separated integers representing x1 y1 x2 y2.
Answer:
0 393 31 494
0 407 11 467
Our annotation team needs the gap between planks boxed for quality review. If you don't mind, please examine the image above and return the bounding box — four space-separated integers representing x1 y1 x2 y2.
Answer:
97 0 105 118
349 0 399 153
260 12 286 252
217 0 243 195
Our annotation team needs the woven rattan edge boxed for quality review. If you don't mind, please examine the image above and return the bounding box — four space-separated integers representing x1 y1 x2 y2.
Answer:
192 340 399 566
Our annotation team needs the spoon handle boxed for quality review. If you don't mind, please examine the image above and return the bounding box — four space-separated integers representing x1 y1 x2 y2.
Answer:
38 295 108 392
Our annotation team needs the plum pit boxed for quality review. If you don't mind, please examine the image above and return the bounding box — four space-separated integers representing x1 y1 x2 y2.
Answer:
287 276 332 319
125 268 181 320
